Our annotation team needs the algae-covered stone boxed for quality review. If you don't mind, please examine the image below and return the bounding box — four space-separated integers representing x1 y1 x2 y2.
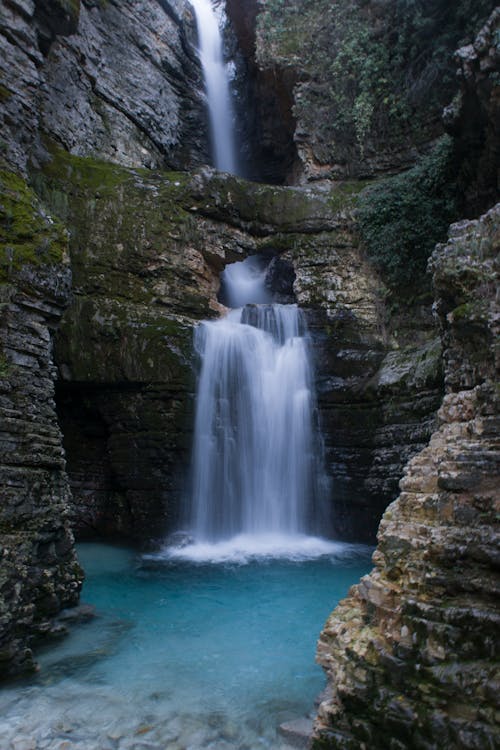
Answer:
32 149 225 542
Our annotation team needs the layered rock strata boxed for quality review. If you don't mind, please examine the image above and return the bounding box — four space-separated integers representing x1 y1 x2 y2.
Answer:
34 159 443 544
314 204 500 749
290 222 443 539
0 0 206 177
34 152 227 541
0 171 82 678
444 7 500 216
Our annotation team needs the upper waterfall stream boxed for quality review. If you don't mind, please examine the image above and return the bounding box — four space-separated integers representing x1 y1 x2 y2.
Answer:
191 0 237 173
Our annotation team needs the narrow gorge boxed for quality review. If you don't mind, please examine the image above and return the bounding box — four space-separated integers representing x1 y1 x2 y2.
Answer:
0 1 498 748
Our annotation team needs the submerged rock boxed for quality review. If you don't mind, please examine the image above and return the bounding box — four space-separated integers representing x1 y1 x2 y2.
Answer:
279 717 313 749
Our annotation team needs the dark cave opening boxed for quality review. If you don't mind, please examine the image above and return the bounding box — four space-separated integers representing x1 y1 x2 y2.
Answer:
55 385 132 542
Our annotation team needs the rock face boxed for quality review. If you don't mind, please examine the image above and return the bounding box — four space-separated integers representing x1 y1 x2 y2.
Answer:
34 151 234 541
29 158 443 545
0 0 207 177
225 0 298 183
314 205 500 749
290 217 443 539
0 0 494 683
254 0 498 183
0 170 83 677
444 8 500 216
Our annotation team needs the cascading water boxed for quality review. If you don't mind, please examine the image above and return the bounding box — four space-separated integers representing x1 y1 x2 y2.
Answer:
174 256 331 560
191 0 237 174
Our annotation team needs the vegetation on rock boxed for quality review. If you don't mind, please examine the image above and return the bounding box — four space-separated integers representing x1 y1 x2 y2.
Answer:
356 136 459 288
0 170 68 282
257 0 497 174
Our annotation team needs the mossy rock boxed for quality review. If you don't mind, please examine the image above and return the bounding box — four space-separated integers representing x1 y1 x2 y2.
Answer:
0 85 12 103
55 297 193 385
33 145 209 307
189 169 362 232
0 170 68 282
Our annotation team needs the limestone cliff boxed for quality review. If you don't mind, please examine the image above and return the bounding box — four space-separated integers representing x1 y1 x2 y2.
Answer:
0 0 206 176
444 6 500 216
31 155 442 544
0 171 82 678
314 204 500 749
0 0 497 686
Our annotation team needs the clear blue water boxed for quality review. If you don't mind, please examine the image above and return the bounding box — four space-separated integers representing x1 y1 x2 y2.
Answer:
0 543 372 750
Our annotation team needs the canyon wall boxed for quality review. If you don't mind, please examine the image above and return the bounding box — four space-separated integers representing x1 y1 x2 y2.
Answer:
314 204 500 750
0 0 497 693
311 9 499 746
0 171 82 678
0 0 206 176
254 0 498 184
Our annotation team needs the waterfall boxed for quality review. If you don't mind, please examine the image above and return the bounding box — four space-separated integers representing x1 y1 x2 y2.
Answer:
182 257 330 552
191 0 237 174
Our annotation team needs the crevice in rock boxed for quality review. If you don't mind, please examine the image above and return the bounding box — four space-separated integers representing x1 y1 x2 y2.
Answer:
224 0 298 184
54 378 194 548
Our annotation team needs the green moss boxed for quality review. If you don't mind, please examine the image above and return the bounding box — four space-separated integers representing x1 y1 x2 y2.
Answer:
188 170 339 231
60 0 80 17
37 143 191 221
451 299 490 324
0 85 12 102
0 351 11 377
40 146 135 196
257 0 496 162
327 180 373 213
0 170 68 281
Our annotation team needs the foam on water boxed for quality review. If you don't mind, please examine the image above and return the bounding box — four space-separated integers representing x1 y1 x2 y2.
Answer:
156 532 363 564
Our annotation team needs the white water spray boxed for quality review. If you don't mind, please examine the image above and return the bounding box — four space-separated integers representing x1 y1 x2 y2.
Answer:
190 0 237 173
177 257 330 558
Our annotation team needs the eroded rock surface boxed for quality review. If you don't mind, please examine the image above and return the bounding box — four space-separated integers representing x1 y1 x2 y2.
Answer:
314 204 500 749
0 0 206 176
26 157 444 545
0 171 83 678
444 7 500 216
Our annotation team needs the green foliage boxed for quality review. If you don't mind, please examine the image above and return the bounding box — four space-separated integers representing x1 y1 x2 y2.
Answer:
256 0 497 158
357 136 458 288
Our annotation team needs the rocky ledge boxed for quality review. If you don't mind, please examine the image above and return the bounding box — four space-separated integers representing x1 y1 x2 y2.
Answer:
314 204 500 749
32 155 443 544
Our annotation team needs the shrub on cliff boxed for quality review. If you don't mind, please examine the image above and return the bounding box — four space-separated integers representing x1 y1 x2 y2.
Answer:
356 136 458 288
